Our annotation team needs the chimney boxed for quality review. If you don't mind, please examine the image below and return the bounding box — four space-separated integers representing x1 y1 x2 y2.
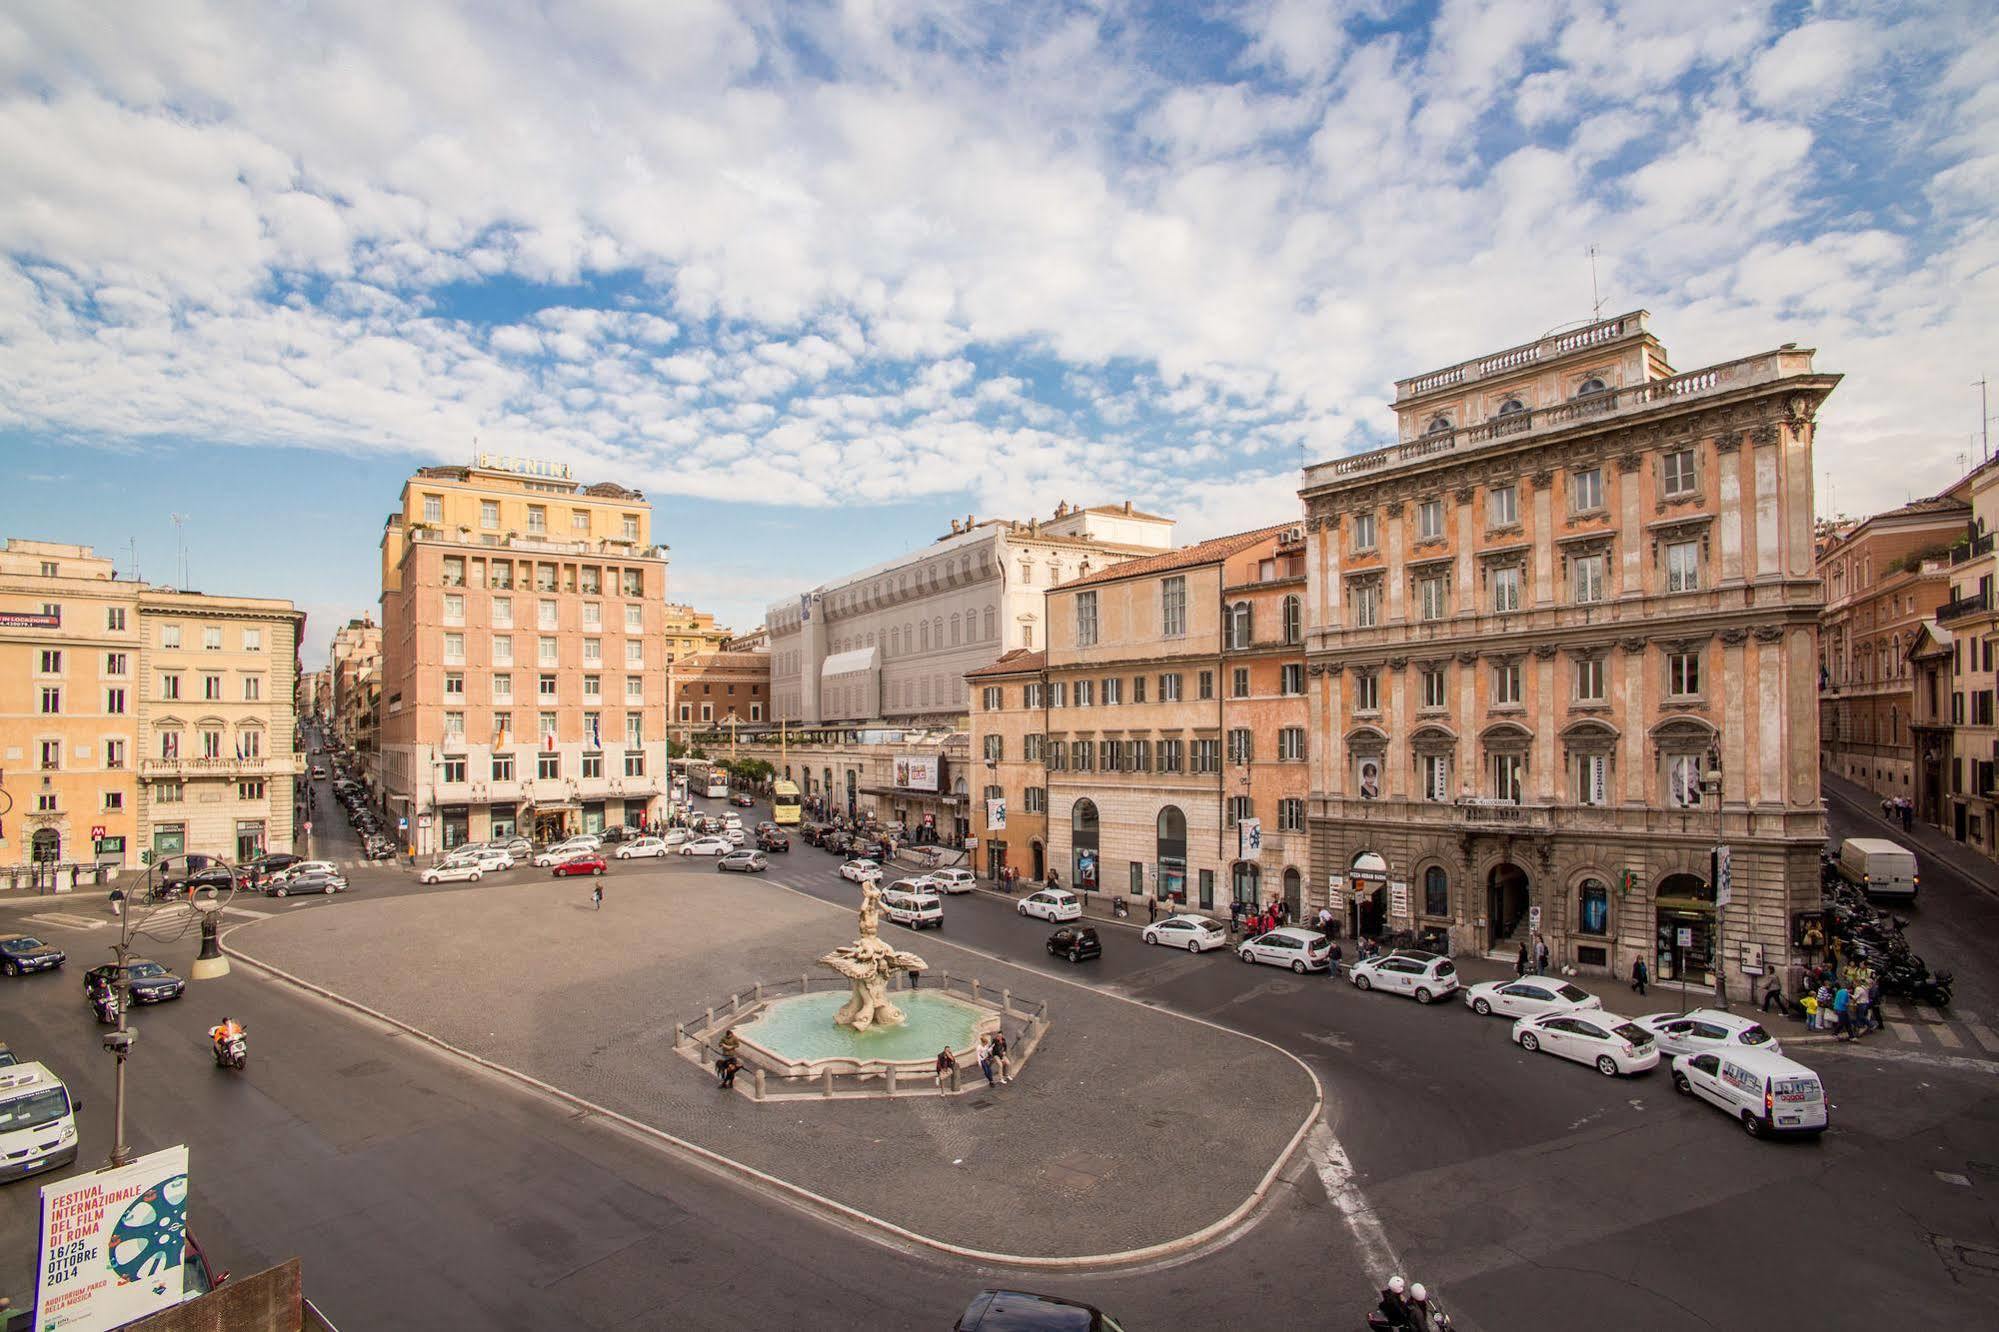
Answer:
1123 499 1133 514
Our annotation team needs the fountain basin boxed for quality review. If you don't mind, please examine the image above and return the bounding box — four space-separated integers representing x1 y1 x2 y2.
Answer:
729 990 997 1080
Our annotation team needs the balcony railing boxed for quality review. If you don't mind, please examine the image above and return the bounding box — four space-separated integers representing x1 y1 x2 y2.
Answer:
139 754 307 778
1949 533 1995 566
1939 587 1993 623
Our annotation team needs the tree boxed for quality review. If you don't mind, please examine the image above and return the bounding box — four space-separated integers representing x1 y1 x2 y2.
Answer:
667 737 689 760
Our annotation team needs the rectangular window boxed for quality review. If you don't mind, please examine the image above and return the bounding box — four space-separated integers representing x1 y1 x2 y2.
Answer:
1132 675 1147 703
625 605 642 633
1492 566 1521 613
158 731 179 760
582 752 603 778
39 685 60 714
537 636 558 666
161 623 181 649
1667 753 1705 809
1228 728 1253 764
441 758 467 785
490 597 513 630
1352 512 1377 551
1025 787 1047 813
203 627 222 651
1023 734 1045 762
625 714 643 747
1159 739 1183 773
1198 670 1214 700
160 672 181 700
982 686 1003 711
527 505 547 534
492 753 515 781
1075 680 1095 707
1668 650 1702 697
442 557 465 588
1491 752 1523 803
1663 449 1697 497
1351 582 1380 628
1049 681 1068 708
423 494 443 523
39 649 62 673
1418 574 1448 621
1574 554 1607 604
983 734 1004 761
1417 498 1445 540
1490 485 1518 526
200 729 222 759
1354 671 1379 712
1573 467 1604 511
105 652 127 676
1493 660 1523 705
1278 727 1305 761
1576 657 1606 702
39 739 61 769
1666 541 1701 593
622 514 640 541
1577 753 1608 806
1074 740 1094 772
491 562 514 590
625 640 643 667
444 711 465 739
444 671 465 697
444 593 465 624
1192 739 1220 774
580 567 601 595
107 606 127 631
203 674 222 701
1227 795 1254 826
481 500 500 529
154 780 183 804
582 602 601 629
624 751 647 777
1278 797 1305 832
1160 673 1182 702
1422 754 1450 802
242 676 261 702
571 509 590 534
538 753 561 780
492 636 514 667
1421 666 1447 709
539 711 558 744
444 633 465 663
105 790 126 811
1076 591 1099 647
105 739 125 769
492 674 513 703
1232 667 1250 698
1281 663 1304 694
620 569 642 597
537 598 558 630
539 673 558 699
1161 576 1187 637
245 627 263 652
583 639 603 664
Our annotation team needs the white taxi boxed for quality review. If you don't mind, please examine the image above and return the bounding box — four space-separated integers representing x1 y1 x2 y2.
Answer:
419 862 484 885
840 858 884 883
1143 915 1229 952
1017 889 1081 922
1349 950 1461 1004
1513 1010 1660 1077
615 837 670 859
1238 927 1333 973
1463 977 1602 1020
1634 1009 1783 1059
679 837 734 857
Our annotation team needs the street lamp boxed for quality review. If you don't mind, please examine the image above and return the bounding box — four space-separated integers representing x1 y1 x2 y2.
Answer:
1701 747 1727 1011
101 857 238 1165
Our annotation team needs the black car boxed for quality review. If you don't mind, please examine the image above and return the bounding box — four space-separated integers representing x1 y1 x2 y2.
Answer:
1047 927 1101 963
599 825 636 844
801 823 833 847
955 1289 1122 1331
731 792 755 808
83 958 186 1003
0 934 66 976
245 852 303 878
757 831 790 853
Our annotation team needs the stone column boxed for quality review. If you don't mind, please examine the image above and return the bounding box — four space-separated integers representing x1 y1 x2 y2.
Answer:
1532 472 1556 605
1386 503 1407 621
1715 433 1744 584
1533 647 1558 801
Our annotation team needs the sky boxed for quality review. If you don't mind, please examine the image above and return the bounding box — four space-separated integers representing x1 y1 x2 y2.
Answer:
2 0 1994 669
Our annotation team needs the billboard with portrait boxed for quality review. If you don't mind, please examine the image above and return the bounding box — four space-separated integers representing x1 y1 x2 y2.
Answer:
893 755 940 792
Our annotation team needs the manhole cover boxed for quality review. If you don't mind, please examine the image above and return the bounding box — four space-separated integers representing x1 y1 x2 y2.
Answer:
1934 1236 1999 1279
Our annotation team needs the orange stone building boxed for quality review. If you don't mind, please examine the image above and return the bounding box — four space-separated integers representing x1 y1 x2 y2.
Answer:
670 651 771 742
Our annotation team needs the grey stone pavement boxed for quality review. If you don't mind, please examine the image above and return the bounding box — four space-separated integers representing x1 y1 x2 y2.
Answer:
229 867 1317 1258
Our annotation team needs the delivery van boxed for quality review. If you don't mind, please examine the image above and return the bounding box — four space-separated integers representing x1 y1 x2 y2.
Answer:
0 1061 82 1181
1671 1047 1827 1138
1836 837 1918 901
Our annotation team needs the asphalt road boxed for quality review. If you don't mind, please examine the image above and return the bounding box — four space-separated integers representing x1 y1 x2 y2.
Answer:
4 785 1997 1330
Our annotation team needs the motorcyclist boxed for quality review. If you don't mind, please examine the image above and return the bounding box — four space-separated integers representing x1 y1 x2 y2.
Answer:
1408 1282 1446 1330
1376 1275 1412 1328
208 1018 246 1051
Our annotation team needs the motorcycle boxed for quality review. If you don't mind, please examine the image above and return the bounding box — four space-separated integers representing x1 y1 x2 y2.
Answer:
1366 1302 1453 1330
91 987 121 1025
212 1030 248 1070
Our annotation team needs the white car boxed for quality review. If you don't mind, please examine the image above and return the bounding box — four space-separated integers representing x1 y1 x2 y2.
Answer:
1144 915 1229 952
616 837 670 859
1513 1011 1660 1077
1633 1009 1783 1060
926 868 977 894
1463 977 1602 1020
725 827 748 846
276 860 337 882
679 837 733 857
470 848 515 871
1017 889 1082 922
663 828 692 847
1349 950 1461 1004
840 858 884 883
532 847 591 868
1238 927 1333 973
419 863 484 885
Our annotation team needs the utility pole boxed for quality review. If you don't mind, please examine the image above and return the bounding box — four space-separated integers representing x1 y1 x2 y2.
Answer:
1977 378 1991 463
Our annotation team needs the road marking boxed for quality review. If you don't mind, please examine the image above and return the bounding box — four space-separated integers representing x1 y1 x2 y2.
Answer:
1885 1001 1918 1024
27 912 107 930
1917 1005 1947 1024
1891 1021 1919 1045
1306 1121 1402 1279
1965 1022 1999 1055
222 905 272 920
1932 1023 1964 1049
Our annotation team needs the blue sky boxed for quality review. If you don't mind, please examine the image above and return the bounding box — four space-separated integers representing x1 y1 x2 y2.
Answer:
3 1 1994 668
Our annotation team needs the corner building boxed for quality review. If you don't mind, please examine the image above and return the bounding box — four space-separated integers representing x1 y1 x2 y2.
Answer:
377 458 671 851
1299 312 1836 992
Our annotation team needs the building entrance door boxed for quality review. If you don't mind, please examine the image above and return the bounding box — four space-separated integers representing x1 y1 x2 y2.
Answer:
535 811 569 844
1487 863 1530 943
1031 841 1045 880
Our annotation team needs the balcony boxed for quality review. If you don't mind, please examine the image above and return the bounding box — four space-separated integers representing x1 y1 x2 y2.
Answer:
1949 533 1994 566
140 754 307 779
1939 587 1993 623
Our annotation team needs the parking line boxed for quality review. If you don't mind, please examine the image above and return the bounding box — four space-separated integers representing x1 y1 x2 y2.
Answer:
1932 1024 1964 1050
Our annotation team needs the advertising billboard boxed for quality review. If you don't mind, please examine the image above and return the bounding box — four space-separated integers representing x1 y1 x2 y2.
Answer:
893 755 940 792
37 1145 190 1332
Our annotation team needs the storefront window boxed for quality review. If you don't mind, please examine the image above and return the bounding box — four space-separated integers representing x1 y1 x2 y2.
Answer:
1578 878 1609 934
1423 866 1449 918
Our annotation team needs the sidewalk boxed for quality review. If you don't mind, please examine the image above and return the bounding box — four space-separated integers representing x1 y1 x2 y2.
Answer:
1821 769 1999 901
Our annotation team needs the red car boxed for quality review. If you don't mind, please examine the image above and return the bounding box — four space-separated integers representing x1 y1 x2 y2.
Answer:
550 855 607 878
730 792 755 808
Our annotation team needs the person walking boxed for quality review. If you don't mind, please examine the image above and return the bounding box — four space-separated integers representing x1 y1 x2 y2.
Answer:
1534 934 1550 976
1832 981 1853 1040
1814 982 1834 1032
992 1030 1012 1085
1147 895 1158 924
1229 900 1242 936
1630 955 1648 997
975 1037 997 1088
1515 942 1529 978
1849 979 1871 1038
591 881 604 911
1867 975 1885 1033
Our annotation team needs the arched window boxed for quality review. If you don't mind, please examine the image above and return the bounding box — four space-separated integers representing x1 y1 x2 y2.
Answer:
1423 865 1449 917
1578 878 1610 935
1227 601 1253 649
1282 595 1302 645
983 606 996 640
1426 415 1452 435
1497 397 1526 416
1575 376 1607 398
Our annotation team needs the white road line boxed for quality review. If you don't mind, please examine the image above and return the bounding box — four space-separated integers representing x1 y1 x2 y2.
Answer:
221 905 272 920
26 912 107 930
1306 1121 1402 1280
1932 1023 1964 1049
1917 1005 1947 1025
1885 1001 1918 1024
1964 1022 1999 1055
1891 1020 1919 1045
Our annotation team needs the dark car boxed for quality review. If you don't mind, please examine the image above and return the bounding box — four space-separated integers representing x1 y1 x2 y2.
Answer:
955 1289 1122 1331
83 958 186 1003
551 856 607 878
757 831 790 853
801 823 833 846
598 825 636 844
730 791 755 808
245 852 303 878
1047 927 1101 964
1 934 66 976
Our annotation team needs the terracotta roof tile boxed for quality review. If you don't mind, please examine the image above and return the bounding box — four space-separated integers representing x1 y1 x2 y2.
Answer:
1056 524 1293 589
965 649 1046 679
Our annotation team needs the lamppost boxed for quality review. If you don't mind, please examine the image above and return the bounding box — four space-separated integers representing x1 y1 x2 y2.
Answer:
1701 745 1728 1011
102 856 236 1166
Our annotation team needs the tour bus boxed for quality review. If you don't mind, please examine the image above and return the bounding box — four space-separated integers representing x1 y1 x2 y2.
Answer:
705 771 730 800
771 779 802 826
0 1062 81 1181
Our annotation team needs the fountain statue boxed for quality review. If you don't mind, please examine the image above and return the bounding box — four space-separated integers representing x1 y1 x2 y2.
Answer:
818 880 928 1031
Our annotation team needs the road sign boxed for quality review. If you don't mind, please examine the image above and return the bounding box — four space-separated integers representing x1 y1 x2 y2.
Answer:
1528 904 1542 933
90 825 105 840
1677 927 1694 948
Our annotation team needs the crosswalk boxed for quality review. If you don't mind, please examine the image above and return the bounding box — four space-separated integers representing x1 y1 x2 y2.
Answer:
1805 1002 1999 1057
25 911 108 931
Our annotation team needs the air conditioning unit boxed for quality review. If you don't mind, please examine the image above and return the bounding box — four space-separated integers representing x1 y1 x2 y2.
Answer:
1284 526 1304 544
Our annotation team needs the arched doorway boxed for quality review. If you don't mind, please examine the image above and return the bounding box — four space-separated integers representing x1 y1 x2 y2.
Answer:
1155 806 1187 903
1231 860 1261 908
1071 800 1099 892
1349 850 1388 938
1282 866 1302 917
1488 862 1530 944
1030 840 1046 882
31 828 60 864
1655 871 1715 981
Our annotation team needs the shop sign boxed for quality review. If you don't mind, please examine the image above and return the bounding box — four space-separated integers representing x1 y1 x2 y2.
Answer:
0 610 61 629
1388 880 1409 918
36 1145 190 1332
1676 927 1694 949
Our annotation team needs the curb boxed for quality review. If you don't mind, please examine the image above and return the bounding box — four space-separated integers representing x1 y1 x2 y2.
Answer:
220 897 1325 1272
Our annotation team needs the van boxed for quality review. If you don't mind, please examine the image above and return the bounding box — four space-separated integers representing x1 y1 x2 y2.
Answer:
881 882 944 930
0 1061 82 1181
1671 1047 1827 1138
1836 837 1918 901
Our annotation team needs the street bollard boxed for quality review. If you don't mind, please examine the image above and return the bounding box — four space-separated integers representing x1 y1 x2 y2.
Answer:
950 1065 960 1093
731 992 741 1014
1002 988 1012 1016
705 1006 715 1031
823 1068 835 1098
941 971 950 991
971 980 982 1003
801 973 809 994
754 1069 766 1101
886 1066 898 1095
755 981 764 1002
673 1023 686 1051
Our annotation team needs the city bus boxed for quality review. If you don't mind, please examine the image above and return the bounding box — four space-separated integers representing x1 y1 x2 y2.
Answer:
771 779 801 826
704 771 729 800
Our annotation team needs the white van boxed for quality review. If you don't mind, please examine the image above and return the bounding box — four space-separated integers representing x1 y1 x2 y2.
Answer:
1671 1047 1827 1138
1836 837 1918 901
0 1062 82 1181
880 882 944 930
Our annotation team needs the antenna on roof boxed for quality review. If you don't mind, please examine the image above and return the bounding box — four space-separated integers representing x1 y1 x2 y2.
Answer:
170 513 189 589
1587 244 1603 321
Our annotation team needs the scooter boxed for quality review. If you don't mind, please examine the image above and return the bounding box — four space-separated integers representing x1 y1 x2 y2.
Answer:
91 987 121 1026
212 1031 248 1070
